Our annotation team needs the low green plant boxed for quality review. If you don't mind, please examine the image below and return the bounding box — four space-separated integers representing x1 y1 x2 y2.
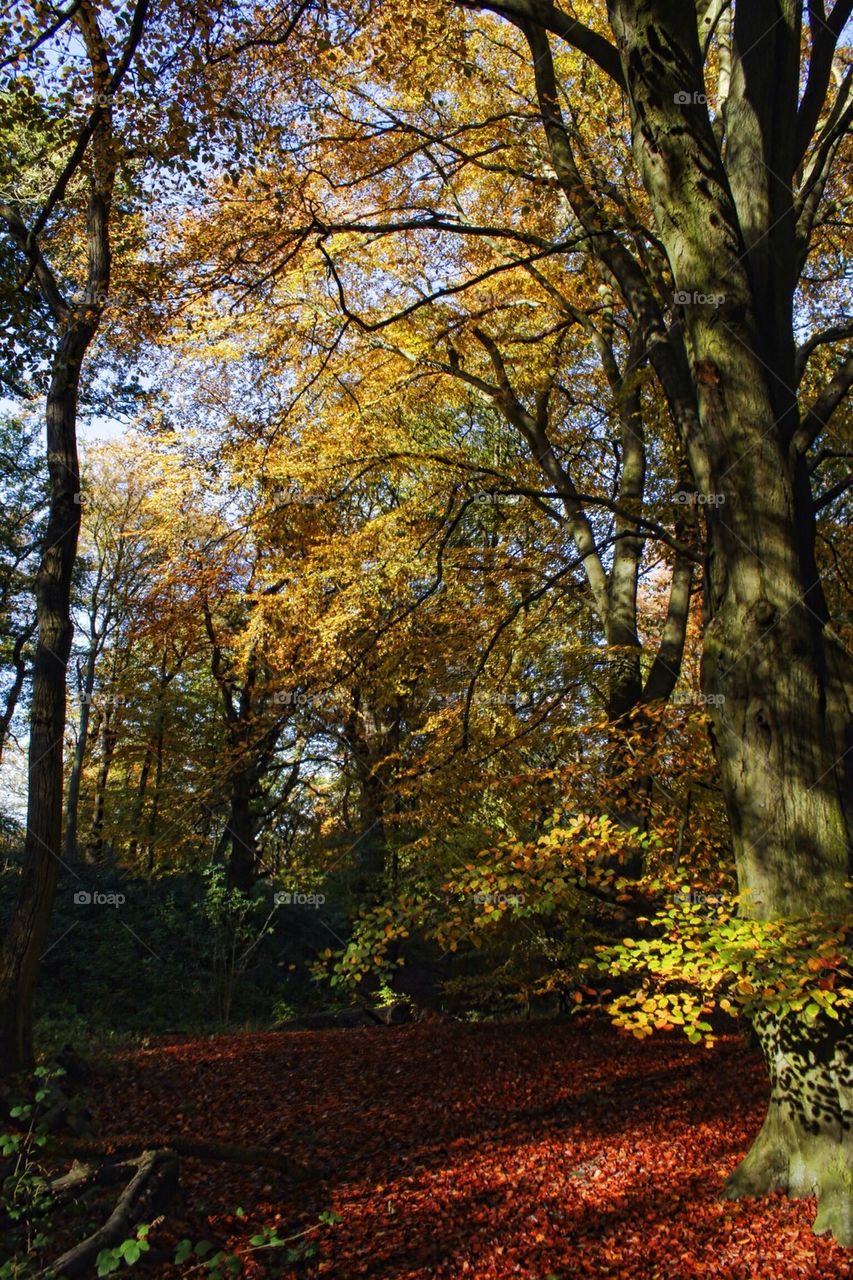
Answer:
172 1208 343 1276
0 1065 66 1277
95 1224 152 1275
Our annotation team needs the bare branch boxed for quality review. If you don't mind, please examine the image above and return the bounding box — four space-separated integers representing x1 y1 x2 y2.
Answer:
796 320 853 384
796 0 853 165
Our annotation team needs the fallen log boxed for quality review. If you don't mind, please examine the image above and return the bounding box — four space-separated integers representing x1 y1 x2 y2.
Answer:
47 1148 178 1278
50 1158 138 1196
55 1134 314 1181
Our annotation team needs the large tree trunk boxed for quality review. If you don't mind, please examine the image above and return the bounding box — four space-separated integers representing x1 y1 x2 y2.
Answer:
724 1008 853 1246
0 0 131 1071
701 554 851 919
599 0 853 1239
699 460 853 1240
224 779 258 894
0 318 89 1073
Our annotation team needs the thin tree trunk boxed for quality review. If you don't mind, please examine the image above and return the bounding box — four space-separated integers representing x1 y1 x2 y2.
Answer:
0 624 34 767
85 699 119 863
128 738 153 863
144 711 166 877
64 646 97 861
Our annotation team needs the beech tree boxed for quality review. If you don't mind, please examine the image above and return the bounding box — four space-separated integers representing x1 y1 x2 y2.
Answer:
0 0 314 1074
0 0 152 1072
169 0 853 1241
444 0 853 1243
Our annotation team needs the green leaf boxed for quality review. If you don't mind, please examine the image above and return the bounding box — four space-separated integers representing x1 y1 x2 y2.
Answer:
96 1248 121 1277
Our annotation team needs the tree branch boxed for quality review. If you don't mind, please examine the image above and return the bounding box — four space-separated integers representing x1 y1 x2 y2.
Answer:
794 351 853 452
795 0 853 166
456 0 626 89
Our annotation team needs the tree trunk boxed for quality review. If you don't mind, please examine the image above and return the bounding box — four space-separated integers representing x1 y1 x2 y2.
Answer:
356 765 387 886
599 0 853 1239
702 569 851 920
0 323 88 1073
128 738 153 863
64 646 97 862
85 698 120 863
224 781 257 894
0 624 34 767
0 0 129 1068
144 711 166 876
724 1008 853 1246
345 688 392 901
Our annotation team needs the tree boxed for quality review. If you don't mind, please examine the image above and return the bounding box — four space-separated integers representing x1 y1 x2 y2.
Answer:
164 0 853 1240
445 0 853 1242
63 444 155 861
0 0 313 1072
0 415 45 766
0 0 151 1073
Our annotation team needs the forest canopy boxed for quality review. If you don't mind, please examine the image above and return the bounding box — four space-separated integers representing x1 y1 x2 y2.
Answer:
0 0 852 1267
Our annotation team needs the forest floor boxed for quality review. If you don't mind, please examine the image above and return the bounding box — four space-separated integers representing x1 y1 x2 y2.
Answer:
89 1020 852 1279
